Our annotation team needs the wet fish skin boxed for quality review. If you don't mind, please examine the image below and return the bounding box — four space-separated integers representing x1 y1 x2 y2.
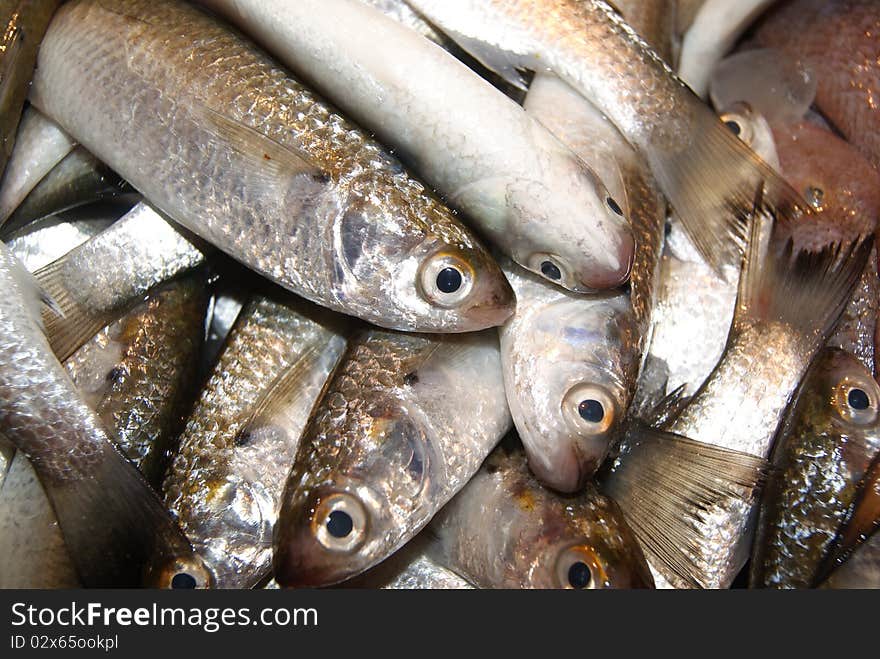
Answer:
164 293 347 589
752 348 880 588
428 440 654 589
274 328 511 587
499 260 640 492
0 1 62 180
2 147 129 237
33 201 208 361
31 0 513 332
0 240 209 587
820 530 880 589
0 107 75 225
754 0 880 170
65 274 207 489
0 451 80 588
197 0 633 292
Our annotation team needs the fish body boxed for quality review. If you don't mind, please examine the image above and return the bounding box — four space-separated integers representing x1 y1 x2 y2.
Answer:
164 294 346 588
409 0 808 274
820 530 880 589
752 348 880 588
197 0 634 292
0 240 208 587
65 274 207 488
5 207 115 271
274 328 511 587
428 441 654 589
31 0 513 332
0 1 61 179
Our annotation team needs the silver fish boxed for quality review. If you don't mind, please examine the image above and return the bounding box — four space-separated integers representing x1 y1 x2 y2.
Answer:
428 439 655 588
164 293 347 588
0 107 75 225
273 328 511 587
409 0 810 274
197 0 634 292
0 240 210 587
32 201 207 361
31 0 513 332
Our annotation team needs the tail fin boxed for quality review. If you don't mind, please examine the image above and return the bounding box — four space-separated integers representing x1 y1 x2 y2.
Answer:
600 423 770 588
733 185 873 348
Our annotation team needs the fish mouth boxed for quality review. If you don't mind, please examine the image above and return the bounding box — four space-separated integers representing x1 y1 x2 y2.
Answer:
575 230 635 291
527 442 599 494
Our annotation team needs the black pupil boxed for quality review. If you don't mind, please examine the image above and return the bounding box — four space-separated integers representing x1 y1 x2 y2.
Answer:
436 267 462 293
578 399 605 423
171 573 197 589
568 561 592 589
724 120 742 136
326 510 354 538
848 388 870 410
606 196 623 216
541 261 562 281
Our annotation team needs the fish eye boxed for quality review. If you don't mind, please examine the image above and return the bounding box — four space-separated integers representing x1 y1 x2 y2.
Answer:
719 112 753 146
418 252 474 308
312 492 367 552
171 572 197 589
848 388 870 410
833 374 880 426
555 545 607 589
606 196 624 217
562 384 617 436
527 253 570 286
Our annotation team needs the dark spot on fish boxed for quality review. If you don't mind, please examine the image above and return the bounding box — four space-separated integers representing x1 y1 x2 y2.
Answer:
606 197 624 216
326 510 353 538
620 281 631 295
664 221 672 237
806 186 825 209
578 400 605 423
568 561 592 589
171 573 197 589
724 120 742 136
340 208 368 267
848 388 870 410
234 429 252 447
436 267 462 293
263 153 271 160
106 366 126 384
541 261 561 281
403 371 419 386
486 464 499 475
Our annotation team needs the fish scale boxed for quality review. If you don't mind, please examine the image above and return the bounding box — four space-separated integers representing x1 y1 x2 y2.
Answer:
30 0 511 332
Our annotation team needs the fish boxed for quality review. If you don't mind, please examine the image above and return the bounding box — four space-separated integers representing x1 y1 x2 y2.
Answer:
604 196 871 589
196 0 634 292
31 0 514 332
0 434 12 486
678 0 781 97
504 70 664 491
610 0 676 64
0 107 76 226
427 439 655 588
407 0 810 274
1 147 130 237
754 0 880 170
273 328 511 587
5 205 116 271
750 348 880 588
341 532 474 589
64 274 207 489
0 1 62 180
163 292 347 588
771 120 880 374
32 201 208 361
636 103 779 407
0 451 80 588
819 529 880 589
0 240 210 587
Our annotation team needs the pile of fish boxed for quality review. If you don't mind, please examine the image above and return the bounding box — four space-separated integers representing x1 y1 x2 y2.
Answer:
0 0 877 589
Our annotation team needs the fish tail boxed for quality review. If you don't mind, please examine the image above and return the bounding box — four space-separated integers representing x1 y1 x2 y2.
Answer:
732 185 873 351
31 255 118 362
648 96 808 274
599 422 770 588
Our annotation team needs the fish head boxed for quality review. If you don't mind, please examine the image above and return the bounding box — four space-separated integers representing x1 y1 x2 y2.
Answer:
508 296 639 492
334 193 514 331
143 551 214 590
520 488 654 589
505 157 634 292
274 407 441 587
